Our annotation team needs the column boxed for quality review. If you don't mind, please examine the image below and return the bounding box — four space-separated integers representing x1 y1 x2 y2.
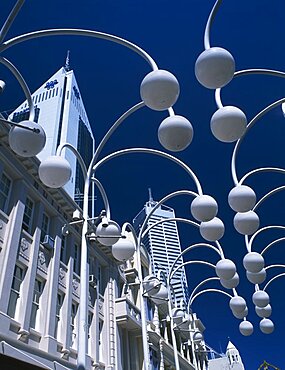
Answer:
17 201 44 339
40 217 63 353
0 179 27 319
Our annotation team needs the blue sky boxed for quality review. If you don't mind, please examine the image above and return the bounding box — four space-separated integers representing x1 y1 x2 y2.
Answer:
1 0 285 368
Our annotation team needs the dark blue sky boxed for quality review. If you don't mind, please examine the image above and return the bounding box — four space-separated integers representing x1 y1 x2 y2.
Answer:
1 0 285 368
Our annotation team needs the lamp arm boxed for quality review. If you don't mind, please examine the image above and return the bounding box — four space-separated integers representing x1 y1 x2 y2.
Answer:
56 142 87 178
121 222 139 246
90 177 111 220
92 148 203 194
0 0 25 44
240 168 285 187
231 96 285 185
167 241 223 286
190 288 232 306
248 225 285 253
204 0 223 50
187 277 220 312
0 56 35 121
0 28 158 70
261 237 285 256
216 68 285 109
170 260 216 283
263 272 285 292
253 185 285 212
90 102 145 167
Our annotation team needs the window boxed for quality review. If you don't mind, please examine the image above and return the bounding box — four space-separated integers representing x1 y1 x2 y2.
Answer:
40 212 50 242
70 302 78 348
60 235 66 263
73 244 80 275
30 278 45 329
7 265 25 318
55 293 64 338
0 172 11 212
22 197 34 233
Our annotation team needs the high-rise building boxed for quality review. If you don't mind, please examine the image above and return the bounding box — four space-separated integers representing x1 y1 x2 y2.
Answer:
133 190 189 305
9 53 95 201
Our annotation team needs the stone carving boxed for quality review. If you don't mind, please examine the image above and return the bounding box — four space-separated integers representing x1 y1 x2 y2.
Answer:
38 251 46 265
72 278 79 291
59 267 65 280
20 237 28 252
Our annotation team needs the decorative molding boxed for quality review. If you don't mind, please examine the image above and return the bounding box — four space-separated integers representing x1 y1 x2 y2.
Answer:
38 251 46 265
20 237 28 252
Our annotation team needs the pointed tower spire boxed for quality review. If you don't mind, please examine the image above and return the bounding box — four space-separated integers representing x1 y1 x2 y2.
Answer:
64 50 71 71
148 187 153 203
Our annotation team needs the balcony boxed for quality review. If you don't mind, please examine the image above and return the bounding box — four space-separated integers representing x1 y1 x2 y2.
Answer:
115 297 141 330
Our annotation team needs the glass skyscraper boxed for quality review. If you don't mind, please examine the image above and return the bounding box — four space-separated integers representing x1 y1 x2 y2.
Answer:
133 191 189 306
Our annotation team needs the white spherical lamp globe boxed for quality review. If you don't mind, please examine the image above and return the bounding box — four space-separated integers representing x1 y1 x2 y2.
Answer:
172 308 184 325
150 284 169 305
239 321 253 336
112 237 136 261
233 211 260 235
220 273 239 289
39 155 72 188
210 106 247 143
195 47 235 89
193 331 204 343
9 120 46 157
199 217 225 241
143 275 161 296
140 70 180 111
229 296 247 314
243 252 264 273
260 318 274 334
96 220 121 246
158 115 193 152
252 290 270 308
215 259 236 280
246 269 266 284
255 304 272 318
232 307 248 319
228 185 256 212
191 195 218 222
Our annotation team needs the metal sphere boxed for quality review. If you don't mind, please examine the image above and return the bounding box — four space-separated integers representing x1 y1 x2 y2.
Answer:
9 120 46 157
0 80 6 94
195 47 235 89
193 331 204 343
150 284 169 305
172 308 184 324
232 306 248 319
233 211 260 235
158 115 193 152
112 237 136 262
255 304 272 318
191 195 218 222
228 185 256 212
215 259 236 280
239 320 253 336
140 70 180 111
143 275 161 296
210 106 247 143
39 155 72 188
246 269 266 284
220 272 239 289
229 296 247 314
96 220 121 246
199 217 225 241
243 252 265 273
252 290 270 308
260 318 274 334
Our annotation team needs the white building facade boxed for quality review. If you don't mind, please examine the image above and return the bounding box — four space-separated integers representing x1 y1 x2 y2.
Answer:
0 67 206 369
208 341 245 370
